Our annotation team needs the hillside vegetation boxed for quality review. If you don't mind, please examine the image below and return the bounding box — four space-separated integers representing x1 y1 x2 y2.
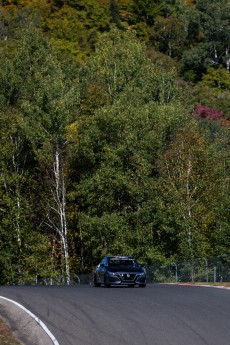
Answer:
0 0 229 284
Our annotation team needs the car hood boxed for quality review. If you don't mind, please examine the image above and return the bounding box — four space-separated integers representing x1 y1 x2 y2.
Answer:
107 266 144 273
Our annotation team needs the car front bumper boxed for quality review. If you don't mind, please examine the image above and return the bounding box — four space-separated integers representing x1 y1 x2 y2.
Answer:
106 273 146 285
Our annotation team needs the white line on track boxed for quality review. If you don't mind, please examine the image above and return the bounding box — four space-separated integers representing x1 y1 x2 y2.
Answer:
0 296 60 345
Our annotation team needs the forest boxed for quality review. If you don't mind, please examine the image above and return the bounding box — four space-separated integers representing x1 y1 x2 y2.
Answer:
0 0 229 284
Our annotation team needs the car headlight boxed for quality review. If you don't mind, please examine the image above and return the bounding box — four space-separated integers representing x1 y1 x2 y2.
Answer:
108 271 117 276
139 269 146 276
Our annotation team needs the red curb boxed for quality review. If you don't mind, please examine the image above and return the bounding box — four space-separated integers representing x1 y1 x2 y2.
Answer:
162 283 230 290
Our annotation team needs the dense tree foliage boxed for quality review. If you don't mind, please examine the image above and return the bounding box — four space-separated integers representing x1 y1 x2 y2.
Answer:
0 1 229 283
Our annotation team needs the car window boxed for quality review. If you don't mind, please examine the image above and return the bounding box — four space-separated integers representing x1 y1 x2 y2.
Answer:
108 259 135 267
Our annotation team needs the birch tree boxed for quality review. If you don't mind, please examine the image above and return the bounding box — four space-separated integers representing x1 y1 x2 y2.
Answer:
0 108 53 284
196 0 230 71
156 124 218 260
16 29 79 283
0 27 79 283
0 110 30 283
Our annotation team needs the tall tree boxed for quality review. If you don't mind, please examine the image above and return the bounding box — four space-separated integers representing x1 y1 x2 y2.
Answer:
0 109 34 283
196 0 230 71
156 124 219 260
192 112 230 256
152 13 188 58
71 28 189 267
0 27 79 283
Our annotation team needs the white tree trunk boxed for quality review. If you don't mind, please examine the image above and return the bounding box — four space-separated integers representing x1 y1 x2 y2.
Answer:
54 139 70 285
226 47 230 72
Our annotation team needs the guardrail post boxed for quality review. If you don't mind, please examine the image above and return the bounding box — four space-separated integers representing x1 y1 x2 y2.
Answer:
214 267 217 283
172 262 178 282
202 258 208 283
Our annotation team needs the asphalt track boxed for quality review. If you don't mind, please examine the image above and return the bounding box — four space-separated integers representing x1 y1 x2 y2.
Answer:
0 284 230 345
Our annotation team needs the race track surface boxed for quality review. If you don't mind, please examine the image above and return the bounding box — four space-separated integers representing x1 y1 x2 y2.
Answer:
0 284 230 345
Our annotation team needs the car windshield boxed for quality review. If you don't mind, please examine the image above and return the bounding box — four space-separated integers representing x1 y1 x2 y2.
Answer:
108 259 136 267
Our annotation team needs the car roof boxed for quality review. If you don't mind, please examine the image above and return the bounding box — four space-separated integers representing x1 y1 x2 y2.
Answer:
107 256 134 260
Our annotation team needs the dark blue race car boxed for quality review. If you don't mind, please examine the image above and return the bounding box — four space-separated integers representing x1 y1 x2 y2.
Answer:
93 256 146 288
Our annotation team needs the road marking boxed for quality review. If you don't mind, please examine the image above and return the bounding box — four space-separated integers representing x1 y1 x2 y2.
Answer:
0 296 60 345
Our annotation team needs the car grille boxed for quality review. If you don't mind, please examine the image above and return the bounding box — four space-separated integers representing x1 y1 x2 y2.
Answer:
109 276 120 282
121 274 136 282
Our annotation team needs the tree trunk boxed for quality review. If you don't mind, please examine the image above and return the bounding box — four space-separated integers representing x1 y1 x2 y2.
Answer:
54 137 70 285
226 47 230 72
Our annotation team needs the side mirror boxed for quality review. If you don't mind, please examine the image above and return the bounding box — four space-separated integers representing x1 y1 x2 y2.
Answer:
100 263 105 268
